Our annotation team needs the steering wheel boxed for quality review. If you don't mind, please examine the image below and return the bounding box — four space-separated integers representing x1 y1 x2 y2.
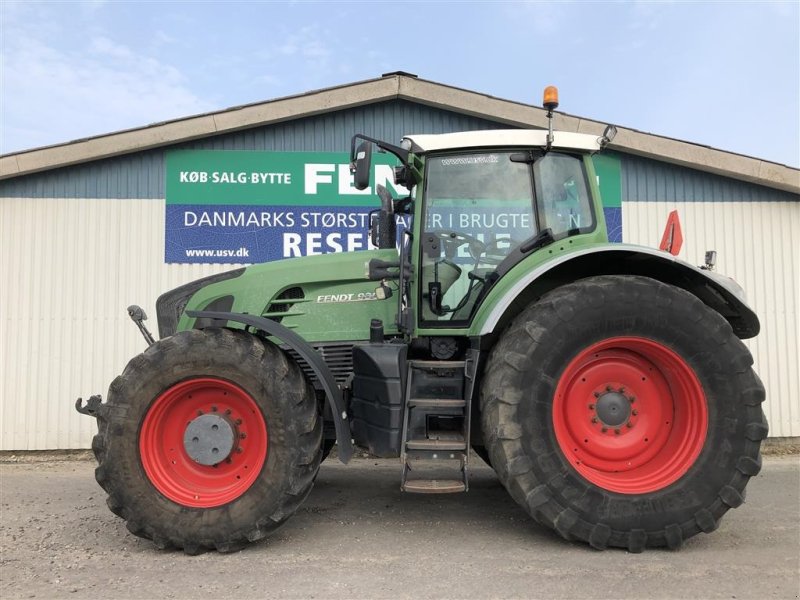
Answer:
480 236 523 265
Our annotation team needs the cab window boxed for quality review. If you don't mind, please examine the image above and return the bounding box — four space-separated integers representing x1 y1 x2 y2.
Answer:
420 152 536 323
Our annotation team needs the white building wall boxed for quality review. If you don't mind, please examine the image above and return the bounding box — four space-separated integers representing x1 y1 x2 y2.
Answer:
622 200 800 438
1 196 798 449
0 198 230 450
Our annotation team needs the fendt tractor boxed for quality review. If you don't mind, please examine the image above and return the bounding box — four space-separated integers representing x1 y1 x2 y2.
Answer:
77 87 766 554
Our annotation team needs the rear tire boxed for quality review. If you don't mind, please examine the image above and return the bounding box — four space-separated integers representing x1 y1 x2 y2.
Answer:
481 275 767 551
92 328 322 553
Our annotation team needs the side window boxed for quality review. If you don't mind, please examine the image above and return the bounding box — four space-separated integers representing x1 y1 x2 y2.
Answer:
420 152 536 323
534 153 593 236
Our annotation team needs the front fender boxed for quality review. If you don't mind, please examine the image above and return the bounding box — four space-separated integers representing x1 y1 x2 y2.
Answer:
473 244 760 340
186 310 353 463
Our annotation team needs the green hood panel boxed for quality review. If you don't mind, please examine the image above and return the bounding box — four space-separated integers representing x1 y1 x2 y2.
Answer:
178 249 400 343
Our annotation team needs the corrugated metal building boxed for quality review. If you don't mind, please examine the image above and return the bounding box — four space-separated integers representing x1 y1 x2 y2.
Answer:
1 73 798 450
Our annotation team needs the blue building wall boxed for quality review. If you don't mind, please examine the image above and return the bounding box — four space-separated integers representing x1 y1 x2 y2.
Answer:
0 100 504 200
620 153 797 203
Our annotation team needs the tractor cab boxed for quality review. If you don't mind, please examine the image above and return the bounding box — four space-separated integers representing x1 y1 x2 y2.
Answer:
350 124 616 333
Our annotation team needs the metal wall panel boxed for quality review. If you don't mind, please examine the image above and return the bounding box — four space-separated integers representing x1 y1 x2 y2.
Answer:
621 200 800 437
620 154 799 437
0 197 233 449
621 154 798 203
0 100 505 200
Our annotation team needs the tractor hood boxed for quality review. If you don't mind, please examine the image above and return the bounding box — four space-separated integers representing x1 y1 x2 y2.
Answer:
157 249 400 343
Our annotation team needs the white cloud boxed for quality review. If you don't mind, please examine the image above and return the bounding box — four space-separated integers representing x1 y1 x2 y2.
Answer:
243 24 349 96
90 36 135 60
501 1 570 35
1 13 214 153
152 30 177 46
273 25 332 62
629 1 671 31
254 74 283 87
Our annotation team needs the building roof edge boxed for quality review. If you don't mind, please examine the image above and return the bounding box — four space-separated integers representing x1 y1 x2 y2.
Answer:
1 74 797 194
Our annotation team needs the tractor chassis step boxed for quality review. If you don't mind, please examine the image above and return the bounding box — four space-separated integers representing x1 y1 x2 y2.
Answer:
402 479 467 494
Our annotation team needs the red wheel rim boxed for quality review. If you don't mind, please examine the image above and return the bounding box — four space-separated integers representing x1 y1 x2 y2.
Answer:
139 378 268 508
553 337 707 494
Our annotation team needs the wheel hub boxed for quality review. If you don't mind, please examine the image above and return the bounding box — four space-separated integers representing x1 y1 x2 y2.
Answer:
183 413 237 466
595 390 631 427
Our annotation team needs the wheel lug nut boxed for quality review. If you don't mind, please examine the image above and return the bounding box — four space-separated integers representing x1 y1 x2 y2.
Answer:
626 422 633 428
591 417 598 424
225 458 232 464
240 433 247 439
619 387 625 393
606 385 613 392
196 410 204 416
236 447 243 453
588 404 595 410
632 409 638 416
594 392 600 398
225 408 232 415
211 406 218 412
629 396 636 403
614 428 621 435
601 427 608 433
236 419 243 425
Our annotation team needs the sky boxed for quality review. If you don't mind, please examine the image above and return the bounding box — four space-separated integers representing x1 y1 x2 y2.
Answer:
1 1 798 167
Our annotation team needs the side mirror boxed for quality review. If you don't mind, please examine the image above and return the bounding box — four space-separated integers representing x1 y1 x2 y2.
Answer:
352 141 373 190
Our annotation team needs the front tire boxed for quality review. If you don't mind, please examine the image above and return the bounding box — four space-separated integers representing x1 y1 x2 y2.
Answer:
481 275 767 551
92 328 322 553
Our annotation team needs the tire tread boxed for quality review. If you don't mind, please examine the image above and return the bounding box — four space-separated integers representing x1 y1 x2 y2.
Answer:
480 275 766 551
91 328 322 553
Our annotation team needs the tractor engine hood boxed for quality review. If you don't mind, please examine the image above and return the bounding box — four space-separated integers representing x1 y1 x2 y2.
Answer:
156 249 400 343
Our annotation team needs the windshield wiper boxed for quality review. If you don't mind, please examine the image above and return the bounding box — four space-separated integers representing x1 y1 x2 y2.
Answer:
519 228 555 254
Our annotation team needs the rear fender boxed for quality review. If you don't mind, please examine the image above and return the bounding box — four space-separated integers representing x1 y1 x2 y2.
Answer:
186 310 353 463
476 245 760 340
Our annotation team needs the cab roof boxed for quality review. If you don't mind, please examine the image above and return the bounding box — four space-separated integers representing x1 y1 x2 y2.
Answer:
403 129 603 153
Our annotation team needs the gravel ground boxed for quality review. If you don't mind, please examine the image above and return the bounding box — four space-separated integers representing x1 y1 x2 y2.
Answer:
1 455 798 600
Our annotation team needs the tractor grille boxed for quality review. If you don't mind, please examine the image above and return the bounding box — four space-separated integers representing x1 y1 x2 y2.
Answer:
263 286 305 323
266 287 353 387
282 342 355 388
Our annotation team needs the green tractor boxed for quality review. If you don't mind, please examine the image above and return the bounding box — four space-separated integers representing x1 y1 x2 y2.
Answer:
77 89 766 554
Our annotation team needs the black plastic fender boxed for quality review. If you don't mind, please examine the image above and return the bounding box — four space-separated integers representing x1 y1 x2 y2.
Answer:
186 310 353 463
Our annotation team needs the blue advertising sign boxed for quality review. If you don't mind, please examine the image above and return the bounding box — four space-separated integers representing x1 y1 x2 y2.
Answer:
165 150 406 264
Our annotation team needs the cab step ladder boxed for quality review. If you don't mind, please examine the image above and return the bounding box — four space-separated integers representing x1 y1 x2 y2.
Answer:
400 357 476 493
